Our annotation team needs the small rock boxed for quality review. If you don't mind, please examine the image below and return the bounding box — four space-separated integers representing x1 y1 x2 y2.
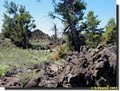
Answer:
96 77 107 86
97 44 103 50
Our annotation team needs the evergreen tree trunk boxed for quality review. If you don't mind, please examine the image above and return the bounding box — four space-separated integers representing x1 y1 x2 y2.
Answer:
65 0 80 52
70 23 80 52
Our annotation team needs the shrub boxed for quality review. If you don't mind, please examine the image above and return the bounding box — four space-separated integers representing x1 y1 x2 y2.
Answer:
85 33 101 48
57 44 70 59
54 50 59 61
0 65 9 77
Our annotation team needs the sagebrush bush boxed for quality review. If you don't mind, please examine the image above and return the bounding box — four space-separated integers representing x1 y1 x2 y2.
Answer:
0 65 9 77
57 44 70 59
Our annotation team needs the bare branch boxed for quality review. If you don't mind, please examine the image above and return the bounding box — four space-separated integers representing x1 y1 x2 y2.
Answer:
54 15 67 22
63 25 70 34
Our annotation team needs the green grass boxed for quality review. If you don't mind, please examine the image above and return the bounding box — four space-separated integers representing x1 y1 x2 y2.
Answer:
0 39 54 77
30 39 50 46
0 46 54 67
0 65 9 77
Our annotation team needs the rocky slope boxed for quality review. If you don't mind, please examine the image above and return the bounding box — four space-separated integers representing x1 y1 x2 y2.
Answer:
29 29 64 49
0 44 117 88
30 29 50 40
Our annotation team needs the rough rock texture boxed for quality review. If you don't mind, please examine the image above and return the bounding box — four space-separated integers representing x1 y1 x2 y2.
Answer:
30 29 50 40
0 45 117 88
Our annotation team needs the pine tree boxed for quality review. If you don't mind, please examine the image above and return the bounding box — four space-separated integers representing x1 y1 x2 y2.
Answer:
103 18 117 44
49 0 86 51
83 11 103 48
2 1 36 48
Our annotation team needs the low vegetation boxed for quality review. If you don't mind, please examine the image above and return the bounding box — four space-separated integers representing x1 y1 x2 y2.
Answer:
0 38 54 77
0 65 9 77
0 0 117 89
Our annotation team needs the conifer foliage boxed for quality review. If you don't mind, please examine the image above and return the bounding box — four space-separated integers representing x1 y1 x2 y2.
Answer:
103 18 117 44
83 11 104 48
2 1 36 48
49 0 86 52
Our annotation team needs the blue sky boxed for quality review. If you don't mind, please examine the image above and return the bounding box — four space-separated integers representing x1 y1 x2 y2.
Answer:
0 0 116 36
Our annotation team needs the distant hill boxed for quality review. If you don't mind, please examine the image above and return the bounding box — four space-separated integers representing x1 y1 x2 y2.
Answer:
30 29 50 40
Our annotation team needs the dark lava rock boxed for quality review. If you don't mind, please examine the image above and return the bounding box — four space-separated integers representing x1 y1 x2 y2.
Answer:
0 45 117 88
0 77 19 88
25 78 41 88
96 77 107 87
30 29 50 40
97 44 104 50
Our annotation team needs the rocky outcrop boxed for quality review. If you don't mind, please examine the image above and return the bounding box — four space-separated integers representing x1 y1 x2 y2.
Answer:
0 44 117 88
30 29 50 40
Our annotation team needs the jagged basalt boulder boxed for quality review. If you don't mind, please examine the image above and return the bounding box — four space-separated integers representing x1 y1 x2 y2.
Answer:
0 45 117 88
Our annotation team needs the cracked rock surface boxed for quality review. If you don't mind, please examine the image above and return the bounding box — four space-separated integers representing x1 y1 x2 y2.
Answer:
0 45 117 88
